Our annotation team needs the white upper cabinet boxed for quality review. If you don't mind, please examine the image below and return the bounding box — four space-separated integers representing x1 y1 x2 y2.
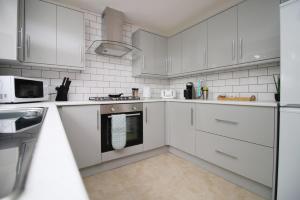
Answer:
154 35 168 75
237 0 280 63
207 7 238 68
57 6 84 68
132 30 167 76
182 21 207 73
167 33 182 75
25 0 56 65
24 0 84 69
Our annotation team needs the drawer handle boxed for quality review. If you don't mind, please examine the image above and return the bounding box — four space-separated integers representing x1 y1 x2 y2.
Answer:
215 118 238 125
215 149 238 160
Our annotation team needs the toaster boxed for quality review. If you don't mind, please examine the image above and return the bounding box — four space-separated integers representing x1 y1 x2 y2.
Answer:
161 90 176 99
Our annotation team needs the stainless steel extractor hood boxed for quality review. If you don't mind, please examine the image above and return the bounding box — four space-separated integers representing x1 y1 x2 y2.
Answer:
88 7 140 57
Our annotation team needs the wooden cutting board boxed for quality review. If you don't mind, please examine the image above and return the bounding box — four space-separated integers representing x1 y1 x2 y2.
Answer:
217 95 256 102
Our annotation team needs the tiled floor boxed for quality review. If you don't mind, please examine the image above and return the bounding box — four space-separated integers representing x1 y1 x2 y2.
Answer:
83 153 264 200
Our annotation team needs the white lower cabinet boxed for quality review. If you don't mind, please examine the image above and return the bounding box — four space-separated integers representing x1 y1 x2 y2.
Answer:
59 105 101 169
195 131 273 187
166 102 195 155
143 102 165 151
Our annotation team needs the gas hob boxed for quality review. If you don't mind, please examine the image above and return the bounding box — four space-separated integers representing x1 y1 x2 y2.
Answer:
89 96 140 101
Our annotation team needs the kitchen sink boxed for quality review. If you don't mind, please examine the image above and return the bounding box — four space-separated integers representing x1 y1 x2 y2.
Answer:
0 108 47 199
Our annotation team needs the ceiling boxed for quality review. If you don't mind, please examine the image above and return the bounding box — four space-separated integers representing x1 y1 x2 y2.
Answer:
51 0 243 36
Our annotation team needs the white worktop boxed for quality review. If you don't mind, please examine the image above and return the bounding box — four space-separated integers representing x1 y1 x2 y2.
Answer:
0 98 277 200
0 103 89 200
54 98 278 107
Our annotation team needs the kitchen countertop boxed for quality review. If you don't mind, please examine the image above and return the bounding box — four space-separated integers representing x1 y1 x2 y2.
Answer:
0 103 89 200
0 98 277 199
54 99 278 107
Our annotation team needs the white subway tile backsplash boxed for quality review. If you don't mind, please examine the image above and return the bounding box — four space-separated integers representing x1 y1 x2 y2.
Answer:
258 76 274 84
249 84 268 92
22 69 41 78
42 70 59 79
239 77 257 85
233 85 249 93
233 70 249 78
249 68 268 77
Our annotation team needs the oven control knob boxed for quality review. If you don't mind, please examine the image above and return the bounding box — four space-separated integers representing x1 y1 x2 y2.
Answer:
111 107 115 112
132 106 137 110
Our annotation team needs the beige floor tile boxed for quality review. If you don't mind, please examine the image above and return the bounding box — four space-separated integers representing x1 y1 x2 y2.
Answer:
83 153 265 200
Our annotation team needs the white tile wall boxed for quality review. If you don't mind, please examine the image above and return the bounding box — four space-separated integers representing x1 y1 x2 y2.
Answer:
0 10 280 102
0 11 170 101
169 62 280 102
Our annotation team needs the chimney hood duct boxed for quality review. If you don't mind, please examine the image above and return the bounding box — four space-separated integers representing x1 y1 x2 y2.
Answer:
88 7 141 57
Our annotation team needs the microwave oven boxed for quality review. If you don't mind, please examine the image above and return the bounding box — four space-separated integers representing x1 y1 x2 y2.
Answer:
0 76 49 103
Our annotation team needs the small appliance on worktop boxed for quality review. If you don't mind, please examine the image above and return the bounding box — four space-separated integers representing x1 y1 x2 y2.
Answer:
184 82 195 99
0 76 48 103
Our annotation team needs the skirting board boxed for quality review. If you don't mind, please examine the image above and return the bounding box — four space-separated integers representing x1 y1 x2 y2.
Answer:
169 147 272 200
80 146 168 177
80 146 272 200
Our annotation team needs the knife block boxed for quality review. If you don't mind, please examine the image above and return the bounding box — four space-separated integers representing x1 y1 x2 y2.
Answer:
55 87 68 101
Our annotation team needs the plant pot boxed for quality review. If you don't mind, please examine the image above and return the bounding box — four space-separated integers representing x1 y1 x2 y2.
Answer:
274 93 280 102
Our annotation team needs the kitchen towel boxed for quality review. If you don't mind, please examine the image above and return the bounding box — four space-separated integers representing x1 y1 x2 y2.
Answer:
111 114 127 150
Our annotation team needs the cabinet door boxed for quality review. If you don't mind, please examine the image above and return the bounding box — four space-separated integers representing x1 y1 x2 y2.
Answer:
25 0 56 64
237 0 280 63
166 102 195 155
208 7 238 68
154 35 168 75
182 21 207 73
168 34 182 75
59 105 101 169
143 102 165 151
57 6 84 68
135 30 155 74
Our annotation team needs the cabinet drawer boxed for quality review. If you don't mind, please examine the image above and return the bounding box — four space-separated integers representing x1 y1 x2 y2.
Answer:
196 131 273 187
196 104 275 147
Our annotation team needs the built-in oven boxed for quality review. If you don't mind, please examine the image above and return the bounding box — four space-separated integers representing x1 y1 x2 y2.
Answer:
101 103 143 153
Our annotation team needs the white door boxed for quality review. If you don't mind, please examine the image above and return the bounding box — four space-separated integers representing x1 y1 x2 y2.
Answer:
139 31 155 74
207 7 238 68
143 103 165 151
280 0 300 107
168 33 182 75
182 21 207 73
59 106 101 169
238 0 280 63
277 108 300 200
57 6 84 68
25 0 56 64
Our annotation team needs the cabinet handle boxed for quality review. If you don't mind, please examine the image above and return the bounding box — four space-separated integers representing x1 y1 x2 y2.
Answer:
26 35 31 58
145 107 148 123
239 38 243 59
215 149 238 160
165 58 168 73
232 40 235 61
80 46 84 63
215 118 238 125
97 110 100 130
203 48 207 66
142 55 145 69
17 27 23 49
191 108 194 126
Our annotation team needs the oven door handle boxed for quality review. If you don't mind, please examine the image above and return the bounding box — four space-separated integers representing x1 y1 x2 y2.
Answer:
107 113 141 118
